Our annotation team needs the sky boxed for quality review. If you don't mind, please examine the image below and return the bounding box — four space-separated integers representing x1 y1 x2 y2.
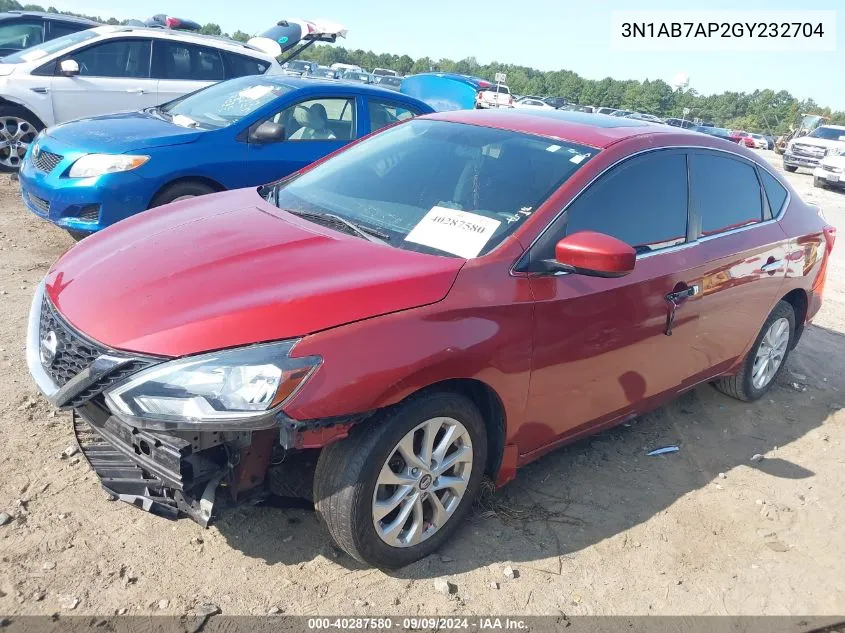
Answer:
50 0 845 110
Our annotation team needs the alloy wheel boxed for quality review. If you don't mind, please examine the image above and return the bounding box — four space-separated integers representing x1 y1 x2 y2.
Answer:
372 416 473 548
751 317 790 390
0 116 37 169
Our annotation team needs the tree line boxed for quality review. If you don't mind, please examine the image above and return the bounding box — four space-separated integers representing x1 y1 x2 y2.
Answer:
3 0 842 135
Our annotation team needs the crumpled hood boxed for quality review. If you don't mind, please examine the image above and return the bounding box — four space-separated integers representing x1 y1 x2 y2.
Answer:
45 189 464 357
46 111 203 154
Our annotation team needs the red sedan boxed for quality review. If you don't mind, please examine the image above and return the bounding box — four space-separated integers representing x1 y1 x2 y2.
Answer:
27 109 834 568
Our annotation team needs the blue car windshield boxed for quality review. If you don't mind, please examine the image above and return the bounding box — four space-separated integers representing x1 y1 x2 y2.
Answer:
1 29 99 63
160 77 293 130
269 119 597 259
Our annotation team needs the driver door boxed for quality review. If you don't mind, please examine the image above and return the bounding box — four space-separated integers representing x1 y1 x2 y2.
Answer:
50 37 157 123
521 150 705 454
245 95 360 185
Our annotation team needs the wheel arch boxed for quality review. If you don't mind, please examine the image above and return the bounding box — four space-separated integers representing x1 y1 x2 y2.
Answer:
397 377 507 481
781 288 809 348
0 97 47 129
148 175 226 208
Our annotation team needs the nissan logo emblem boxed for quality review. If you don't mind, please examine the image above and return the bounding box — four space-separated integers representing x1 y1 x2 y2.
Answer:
39 330 58 367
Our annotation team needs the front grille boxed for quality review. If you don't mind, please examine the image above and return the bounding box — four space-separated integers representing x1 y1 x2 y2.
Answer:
37 295 161 407
792 144 825 158
39 298 105 388
823 164 842 173
27 192 50 214
32 149 63 173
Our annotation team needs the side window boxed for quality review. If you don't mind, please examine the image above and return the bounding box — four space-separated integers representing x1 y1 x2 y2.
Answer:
65 39 151 78
0 21 43 51
690 154 763 236
155 41 224 81
759 169 788 217
562 152 688 255
368 99 418 133
224 52 269 78
49 22 85 39
273 98 355 141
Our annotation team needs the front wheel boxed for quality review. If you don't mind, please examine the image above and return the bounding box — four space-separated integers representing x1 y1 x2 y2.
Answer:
149 181 217 208
814 177 825 189
0 105 43 173
713 300 795 401
314 392 487 568
783 164 798 173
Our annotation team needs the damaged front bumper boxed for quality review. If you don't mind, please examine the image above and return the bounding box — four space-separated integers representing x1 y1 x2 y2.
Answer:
73 399 253 526
71 398 366 526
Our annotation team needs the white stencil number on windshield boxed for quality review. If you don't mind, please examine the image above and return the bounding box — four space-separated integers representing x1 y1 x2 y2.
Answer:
404 207 502 258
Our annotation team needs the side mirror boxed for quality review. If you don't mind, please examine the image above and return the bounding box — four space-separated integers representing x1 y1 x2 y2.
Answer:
549 231 636 278
59 59 79 77
250 121 285 143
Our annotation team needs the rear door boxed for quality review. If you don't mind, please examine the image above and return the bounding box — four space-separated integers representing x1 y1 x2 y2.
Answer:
153 40 225 104
363 97 425 135
50 37 156 123
522 150 704 454
244 95 359 184
683 151 789 379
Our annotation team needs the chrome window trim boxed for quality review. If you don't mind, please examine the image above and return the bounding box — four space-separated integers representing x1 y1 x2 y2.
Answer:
512 144 791 274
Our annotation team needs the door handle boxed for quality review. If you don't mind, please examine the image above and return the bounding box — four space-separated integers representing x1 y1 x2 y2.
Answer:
664 284 699 336
760 259 783 274
126 88 146 94
30 87 48 94
665 285 699 303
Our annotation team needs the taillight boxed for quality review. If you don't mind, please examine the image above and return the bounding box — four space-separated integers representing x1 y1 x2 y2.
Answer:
165 16 181 28
508 95 513 105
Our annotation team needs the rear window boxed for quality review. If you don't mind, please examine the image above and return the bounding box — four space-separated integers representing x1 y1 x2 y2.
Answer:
484 85 509 94
759 169 788 216
691 154 763 236
225 52 269 78
155 41 224 81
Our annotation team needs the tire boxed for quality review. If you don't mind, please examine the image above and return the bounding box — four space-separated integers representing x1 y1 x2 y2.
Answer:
314 391 487 569
783 164 798 173
150 181 217 208
0 105 44 173
713 300 796 402
814 177 825 189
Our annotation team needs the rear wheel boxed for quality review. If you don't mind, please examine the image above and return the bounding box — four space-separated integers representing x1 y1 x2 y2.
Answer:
0 105 43 173
314 392 487 568
783 164 798 173
713 300 795 401
150 181 217 208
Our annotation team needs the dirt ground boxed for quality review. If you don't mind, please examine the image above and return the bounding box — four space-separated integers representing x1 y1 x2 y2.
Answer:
0 150 844 618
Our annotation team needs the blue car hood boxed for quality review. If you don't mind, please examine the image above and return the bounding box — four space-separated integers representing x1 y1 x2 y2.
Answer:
45 111 203 153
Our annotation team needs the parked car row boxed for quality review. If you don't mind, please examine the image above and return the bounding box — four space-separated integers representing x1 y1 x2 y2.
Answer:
7 18 838 571
281 60 404 90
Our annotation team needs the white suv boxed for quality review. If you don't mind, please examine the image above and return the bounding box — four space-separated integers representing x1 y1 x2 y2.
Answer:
0 25 280 171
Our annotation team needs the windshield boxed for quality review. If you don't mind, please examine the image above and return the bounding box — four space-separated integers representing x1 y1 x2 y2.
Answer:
808 126 845 141
377 76 402 87
312 68 334 78
268 119 596 258
1 28 99 63
161 76 292 129
286 61 311 72
343 72 369 82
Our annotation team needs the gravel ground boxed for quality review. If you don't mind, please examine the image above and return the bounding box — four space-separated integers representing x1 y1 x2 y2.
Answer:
0 150 843 617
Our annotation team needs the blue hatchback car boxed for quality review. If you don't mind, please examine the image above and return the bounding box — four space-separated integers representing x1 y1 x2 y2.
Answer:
19 76 433 237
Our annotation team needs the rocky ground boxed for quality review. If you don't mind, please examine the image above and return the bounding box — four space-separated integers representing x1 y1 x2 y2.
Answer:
0 151 843 617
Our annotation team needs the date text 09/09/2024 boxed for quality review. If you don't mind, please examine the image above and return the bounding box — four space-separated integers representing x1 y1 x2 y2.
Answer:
620 22 825 38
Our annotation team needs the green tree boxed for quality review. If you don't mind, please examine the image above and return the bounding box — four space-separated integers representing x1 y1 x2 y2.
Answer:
200 23 222 36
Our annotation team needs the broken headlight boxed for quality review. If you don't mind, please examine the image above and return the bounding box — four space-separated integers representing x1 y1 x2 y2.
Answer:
104 341 320 430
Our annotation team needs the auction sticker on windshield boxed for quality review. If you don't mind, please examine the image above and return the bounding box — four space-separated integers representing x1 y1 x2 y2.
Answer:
404 207 501 258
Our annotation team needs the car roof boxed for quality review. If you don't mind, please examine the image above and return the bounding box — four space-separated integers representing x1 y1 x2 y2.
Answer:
820 125 845 131
423 108 680 148
265 76 433 104
86 25 274 60
0 10 98 24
